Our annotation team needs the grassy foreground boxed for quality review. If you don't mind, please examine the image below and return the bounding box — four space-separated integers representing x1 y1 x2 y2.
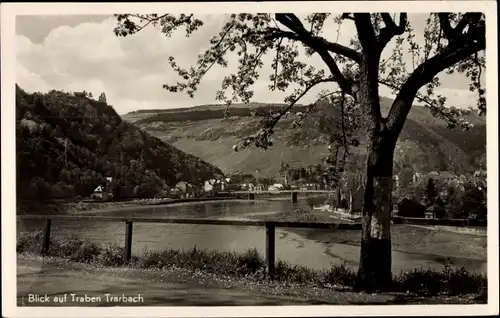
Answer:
17 231 487 299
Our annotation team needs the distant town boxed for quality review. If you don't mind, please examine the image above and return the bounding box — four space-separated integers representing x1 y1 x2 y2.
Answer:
91 163 487 221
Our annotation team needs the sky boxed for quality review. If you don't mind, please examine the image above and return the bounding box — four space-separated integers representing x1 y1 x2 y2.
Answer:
15 13 483 115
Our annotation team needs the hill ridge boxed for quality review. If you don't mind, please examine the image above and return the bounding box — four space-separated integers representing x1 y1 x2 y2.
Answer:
122 98 486 179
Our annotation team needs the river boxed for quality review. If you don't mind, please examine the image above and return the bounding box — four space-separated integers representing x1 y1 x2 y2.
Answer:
17 198 487 274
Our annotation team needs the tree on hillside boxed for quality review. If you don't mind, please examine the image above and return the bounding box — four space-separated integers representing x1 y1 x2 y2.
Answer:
424 178 438 207
279 161 290 185
114 12 486 291
99 92 108 104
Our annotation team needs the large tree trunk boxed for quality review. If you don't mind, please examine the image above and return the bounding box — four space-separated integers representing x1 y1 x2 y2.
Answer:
355 135 395 292
354 56 397 292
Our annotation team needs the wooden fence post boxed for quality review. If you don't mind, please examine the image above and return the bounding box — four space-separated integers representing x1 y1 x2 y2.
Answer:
124 221 133 264
42 219 51 254
265 223 276 280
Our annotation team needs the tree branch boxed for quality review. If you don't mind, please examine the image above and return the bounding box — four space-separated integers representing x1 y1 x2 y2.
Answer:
116 14 194 36
275 14 355 95
341 13 355 21
271 78 336 127
353 14 378 52
438 13 455 40
438 13 483 44
385 22 485 137
339 92 350 157
295 91 340 126
273 38 283 90
130 14 169 33
379 79 469 126
265 30 361 62
378 13 407 49
455 13 481 35
234 77 337 151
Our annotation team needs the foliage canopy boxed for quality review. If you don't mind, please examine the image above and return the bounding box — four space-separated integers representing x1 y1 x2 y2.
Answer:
114 13 485 185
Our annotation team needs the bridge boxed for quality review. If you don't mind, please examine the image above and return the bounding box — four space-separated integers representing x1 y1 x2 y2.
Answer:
232 190 333 203
233 190 333 194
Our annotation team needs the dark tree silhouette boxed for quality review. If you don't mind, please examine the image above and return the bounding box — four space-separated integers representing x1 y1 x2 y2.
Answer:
425 178 438 207
113 12 486 291
98 92 107 104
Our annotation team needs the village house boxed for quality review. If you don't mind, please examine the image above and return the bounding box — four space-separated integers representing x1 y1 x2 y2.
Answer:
92 185 104 200
278 161 304 186
273 176 287 187
397 197 426 218
255 183 266 191
428 171 439 179
241 183 256 191
175 181 188 192
230 173 257 190
299 182 321 190
268 183 284 191
174 181 196 198
426 171 457 184
204 177 229 193
91 177 114 201
425 204 446 219
437 171 456 181
224 178 241 192
204 180 215 192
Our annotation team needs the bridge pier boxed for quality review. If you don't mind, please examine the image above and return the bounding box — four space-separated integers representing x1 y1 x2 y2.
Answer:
291 191 298 203
248 193 255 200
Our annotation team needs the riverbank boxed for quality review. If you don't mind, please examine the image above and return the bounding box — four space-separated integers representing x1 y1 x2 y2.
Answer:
17 197 261 215
238 209 487 273
17 231 487 302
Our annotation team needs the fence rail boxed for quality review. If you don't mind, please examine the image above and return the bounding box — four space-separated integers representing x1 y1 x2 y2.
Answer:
17 215 486 279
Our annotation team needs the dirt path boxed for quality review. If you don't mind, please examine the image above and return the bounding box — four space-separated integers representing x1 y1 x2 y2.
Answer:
17 255 482 306
17 256 317 306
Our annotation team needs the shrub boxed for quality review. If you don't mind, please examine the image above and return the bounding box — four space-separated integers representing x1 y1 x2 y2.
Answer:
442 265 487 296
236 248 265 274
274 260 321 284
51 234 88 257
70 241 101 263
393 268 443 296
97 244 125 267
17 231 44 253
323 263 357 287
392 265 487 296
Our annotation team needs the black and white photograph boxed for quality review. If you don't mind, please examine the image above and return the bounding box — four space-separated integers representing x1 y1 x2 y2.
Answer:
1 1 498 317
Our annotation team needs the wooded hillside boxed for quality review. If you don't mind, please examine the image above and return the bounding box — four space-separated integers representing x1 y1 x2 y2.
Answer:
16 86 223 201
